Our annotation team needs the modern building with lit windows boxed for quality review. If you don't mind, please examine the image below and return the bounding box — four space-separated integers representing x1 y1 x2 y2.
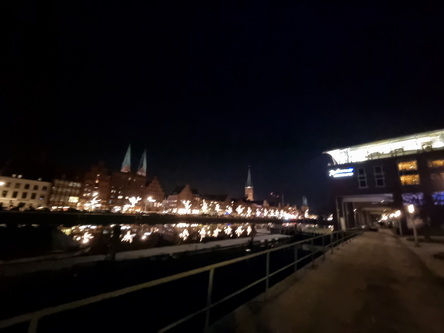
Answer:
48 179 82 210
324 128 444 232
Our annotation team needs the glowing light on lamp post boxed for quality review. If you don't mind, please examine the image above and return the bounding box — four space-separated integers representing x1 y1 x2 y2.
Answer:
407 204 415 214
226 205 232 215
182 200 192 214
129 196 142 207
201 200 208 213
236 205 244 215
246 207 252 217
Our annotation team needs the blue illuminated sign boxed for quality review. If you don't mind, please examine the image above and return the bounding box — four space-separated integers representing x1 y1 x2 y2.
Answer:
329 167 354 178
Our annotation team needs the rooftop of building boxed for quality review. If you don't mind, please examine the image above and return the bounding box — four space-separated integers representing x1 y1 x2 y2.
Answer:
324 128 444 165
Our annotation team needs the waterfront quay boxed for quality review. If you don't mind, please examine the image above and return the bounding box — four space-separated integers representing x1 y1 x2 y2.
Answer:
0 210 296 227
0 211 340 332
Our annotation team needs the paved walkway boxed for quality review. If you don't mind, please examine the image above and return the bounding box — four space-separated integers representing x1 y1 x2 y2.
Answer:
210 229 444 333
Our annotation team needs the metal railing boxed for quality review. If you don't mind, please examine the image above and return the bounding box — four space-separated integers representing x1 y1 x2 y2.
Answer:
0 228 362 333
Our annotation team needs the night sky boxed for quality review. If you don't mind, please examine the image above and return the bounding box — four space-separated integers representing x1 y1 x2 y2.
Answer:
2 1 444 213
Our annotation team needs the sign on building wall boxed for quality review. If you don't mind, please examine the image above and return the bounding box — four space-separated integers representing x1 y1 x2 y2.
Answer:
328 168 354 178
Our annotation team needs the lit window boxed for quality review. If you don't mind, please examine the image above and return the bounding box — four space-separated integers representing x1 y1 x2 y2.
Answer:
402 192 424 205
400 174 420 185
357 168 367 188
68 196 79 203
432 191 444 205
398 161 417 171
428 159 444 168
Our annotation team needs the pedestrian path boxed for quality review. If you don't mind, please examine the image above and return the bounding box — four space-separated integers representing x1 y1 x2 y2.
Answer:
210 229 444 333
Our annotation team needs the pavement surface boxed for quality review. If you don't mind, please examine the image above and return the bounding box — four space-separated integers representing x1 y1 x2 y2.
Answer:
210 229 444 333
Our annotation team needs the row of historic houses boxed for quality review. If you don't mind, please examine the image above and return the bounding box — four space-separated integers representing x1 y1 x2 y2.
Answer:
1 146 307 218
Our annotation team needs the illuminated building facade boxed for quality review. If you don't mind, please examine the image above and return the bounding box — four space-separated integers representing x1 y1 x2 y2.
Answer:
324 128 444 231
49 179 82 210
0 175 51 209
164 184 200 212
109 147 148 211
143 177 165 211
79 162 111 210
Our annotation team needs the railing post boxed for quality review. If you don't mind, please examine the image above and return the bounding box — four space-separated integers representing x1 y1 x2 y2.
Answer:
322 234 325 261
294 243 298 274
264 252 270 300
310 238 315 268
204 269 215 331
28 318 38 333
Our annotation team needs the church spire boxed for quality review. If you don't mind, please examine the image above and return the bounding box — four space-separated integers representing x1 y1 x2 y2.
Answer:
121 144 131 173
246 165 252 187
302 195 308 207
245 165 254 201
137 149 147 177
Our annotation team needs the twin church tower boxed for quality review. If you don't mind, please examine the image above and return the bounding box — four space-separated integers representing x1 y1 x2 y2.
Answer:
121 144 254 202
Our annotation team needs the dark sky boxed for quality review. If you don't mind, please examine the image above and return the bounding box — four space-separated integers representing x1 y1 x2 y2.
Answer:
2 1 444 213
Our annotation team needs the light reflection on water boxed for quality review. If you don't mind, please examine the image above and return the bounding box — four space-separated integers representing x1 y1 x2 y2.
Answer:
60 222 273 254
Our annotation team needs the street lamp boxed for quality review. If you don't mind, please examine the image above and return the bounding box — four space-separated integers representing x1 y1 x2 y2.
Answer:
145 196 156 212
407 204 419 247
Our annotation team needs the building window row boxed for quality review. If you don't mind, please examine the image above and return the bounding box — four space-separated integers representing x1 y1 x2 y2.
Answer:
428 159 444 168
2 183 43 191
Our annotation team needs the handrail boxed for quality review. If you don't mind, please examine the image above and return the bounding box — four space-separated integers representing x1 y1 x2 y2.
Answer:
0 228 362 333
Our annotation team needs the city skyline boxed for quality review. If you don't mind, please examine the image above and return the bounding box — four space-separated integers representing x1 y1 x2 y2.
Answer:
3 2 444 212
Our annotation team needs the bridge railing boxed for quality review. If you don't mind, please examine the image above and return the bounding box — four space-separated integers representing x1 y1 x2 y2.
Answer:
0 228 362 333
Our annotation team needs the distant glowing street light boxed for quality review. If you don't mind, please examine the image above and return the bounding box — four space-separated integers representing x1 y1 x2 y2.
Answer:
407 204 419 246
129 196 142 207
0 181 5 186
182 200 192 214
